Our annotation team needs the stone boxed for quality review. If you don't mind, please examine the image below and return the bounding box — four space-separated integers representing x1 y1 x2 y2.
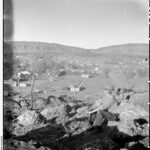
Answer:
108 101 149 136
17 110 43 126
41 104 68 124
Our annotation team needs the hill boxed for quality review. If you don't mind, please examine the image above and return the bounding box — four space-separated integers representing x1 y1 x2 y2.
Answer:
5 41 149 57
95 43 149 57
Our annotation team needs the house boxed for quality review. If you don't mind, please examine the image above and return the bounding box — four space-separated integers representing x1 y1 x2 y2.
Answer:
69 79 85 94
69 85 80 92
69 85 86 92
17 71 31 81
19 83 31 87
81 74 93 78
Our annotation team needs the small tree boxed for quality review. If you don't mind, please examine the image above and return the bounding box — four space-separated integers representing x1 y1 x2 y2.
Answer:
30 75 35 110
15 74 36 110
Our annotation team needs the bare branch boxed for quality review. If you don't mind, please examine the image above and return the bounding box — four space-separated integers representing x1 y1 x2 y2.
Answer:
30 75 36 110
16 76 26 103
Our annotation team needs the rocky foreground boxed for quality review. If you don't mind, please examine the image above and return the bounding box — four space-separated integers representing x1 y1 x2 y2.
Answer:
4 88 149 150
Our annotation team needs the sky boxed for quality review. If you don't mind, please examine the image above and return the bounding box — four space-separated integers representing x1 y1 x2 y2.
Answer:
12 0 149 49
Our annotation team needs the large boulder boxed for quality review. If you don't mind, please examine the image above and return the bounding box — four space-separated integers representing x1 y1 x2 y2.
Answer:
41 104 72 124
33 98 48 110
16 110 44 126
11 110 45 136
108 101 149 136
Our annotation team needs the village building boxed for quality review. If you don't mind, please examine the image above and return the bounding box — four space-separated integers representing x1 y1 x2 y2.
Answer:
81 74 93 78
17 71 31 81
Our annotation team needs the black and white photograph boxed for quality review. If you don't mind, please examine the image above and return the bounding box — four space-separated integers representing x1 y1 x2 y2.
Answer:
3 0 149 149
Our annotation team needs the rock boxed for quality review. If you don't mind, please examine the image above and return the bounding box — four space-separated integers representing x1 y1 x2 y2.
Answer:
58 95 76 103
87 90 118 113
41 104 71 124
47 95 63 106
17 110 44 126
33 98 48 110
76 106 89 118
108 101 149 136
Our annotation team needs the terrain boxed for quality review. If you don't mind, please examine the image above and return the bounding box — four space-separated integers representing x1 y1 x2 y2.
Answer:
3 41 149 150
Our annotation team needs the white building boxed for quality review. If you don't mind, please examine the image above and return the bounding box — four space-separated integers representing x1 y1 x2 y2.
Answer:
81 74 93 78
17 71 31 81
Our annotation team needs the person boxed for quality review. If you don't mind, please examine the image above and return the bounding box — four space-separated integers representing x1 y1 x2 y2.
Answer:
88 90 121 132
88 110 120 132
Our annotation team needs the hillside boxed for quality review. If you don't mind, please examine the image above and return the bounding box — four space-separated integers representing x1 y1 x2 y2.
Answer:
6 41 88 55
95 43 149 57
6 41 149 57
4 41 149 150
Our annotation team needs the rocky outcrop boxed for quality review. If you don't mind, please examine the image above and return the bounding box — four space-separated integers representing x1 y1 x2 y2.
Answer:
5 91 149 149
108 101 149 136
11 110 45 136
41 104 68 124
16 110 44 126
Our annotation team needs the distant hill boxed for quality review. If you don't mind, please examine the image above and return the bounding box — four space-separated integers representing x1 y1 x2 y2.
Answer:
95 43 149 56
5 41 149 57
6 41 88 54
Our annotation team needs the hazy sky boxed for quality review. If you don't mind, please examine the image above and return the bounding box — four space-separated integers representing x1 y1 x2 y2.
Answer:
12 0 148 48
